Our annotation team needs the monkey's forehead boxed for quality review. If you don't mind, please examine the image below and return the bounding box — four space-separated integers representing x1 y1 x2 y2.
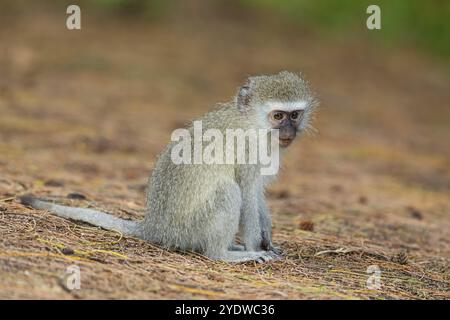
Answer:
252 86 312 106
250 71 304 83
249 73 311 100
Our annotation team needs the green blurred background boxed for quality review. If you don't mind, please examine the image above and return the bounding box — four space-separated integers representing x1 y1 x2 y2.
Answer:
241 0 450 59
101 0 446 61
33 0 450 57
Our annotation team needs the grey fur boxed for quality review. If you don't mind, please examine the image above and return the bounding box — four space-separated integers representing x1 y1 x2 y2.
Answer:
20 71 317 263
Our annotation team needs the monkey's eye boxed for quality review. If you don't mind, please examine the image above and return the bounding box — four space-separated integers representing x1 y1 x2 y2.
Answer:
272 112 285 121
290 110 303 120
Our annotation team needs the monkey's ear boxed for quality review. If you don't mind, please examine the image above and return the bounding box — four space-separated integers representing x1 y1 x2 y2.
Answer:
236 82 253 112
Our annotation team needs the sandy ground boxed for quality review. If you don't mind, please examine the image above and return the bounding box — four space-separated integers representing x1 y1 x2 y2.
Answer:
0 10 449 299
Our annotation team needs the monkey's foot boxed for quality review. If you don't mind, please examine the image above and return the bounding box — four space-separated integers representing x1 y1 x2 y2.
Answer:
213 251 275 263
261 243 283 258
267 250 283 261
269 245 283 256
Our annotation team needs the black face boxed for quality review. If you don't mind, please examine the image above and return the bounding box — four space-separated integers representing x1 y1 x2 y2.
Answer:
269 110 304 147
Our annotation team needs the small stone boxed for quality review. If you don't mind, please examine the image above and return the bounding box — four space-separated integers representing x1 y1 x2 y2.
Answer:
267 189 290 199
330 185 343 193
299 220 314 232
358 196 368 205
61 247 75 255
407 206 423 220
44 179 65 187
277 190 290 199
67 192 87 200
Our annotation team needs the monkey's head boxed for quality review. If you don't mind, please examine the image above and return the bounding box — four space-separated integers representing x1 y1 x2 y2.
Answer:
236 71 318 148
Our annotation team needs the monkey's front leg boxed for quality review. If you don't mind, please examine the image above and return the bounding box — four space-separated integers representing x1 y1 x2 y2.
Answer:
239 180 263 252
240 198 263 251
258 194 282 256
258 195 273 251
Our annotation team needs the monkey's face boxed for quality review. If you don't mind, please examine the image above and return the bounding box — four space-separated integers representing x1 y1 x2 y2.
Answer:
236 71 318 143
268 108 304 147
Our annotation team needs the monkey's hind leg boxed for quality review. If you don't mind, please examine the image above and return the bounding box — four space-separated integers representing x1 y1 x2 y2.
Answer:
229 243 245 251
203 182 275 263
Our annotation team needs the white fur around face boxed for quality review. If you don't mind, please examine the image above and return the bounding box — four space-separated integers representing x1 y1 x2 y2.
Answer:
256 100 309 129
264 100 308 113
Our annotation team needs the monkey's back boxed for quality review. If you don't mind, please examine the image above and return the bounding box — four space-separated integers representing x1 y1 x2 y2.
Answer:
141 104 243 250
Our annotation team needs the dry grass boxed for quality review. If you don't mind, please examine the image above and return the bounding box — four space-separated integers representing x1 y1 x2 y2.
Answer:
0 9 449 299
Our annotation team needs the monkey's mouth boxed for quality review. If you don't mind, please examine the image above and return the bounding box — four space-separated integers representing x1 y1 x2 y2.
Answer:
279 138 293 147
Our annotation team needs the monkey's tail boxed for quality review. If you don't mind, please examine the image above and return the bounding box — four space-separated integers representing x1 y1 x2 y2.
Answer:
19 195 143 238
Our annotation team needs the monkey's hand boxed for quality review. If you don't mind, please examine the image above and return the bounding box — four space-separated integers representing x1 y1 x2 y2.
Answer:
261 229 283 258
260 229 271 251
268 245 283 256
258 193 282 257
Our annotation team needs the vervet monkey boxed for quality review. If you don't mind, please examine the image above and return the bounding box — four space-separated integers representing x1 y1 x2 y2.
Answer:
20 71 318 263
